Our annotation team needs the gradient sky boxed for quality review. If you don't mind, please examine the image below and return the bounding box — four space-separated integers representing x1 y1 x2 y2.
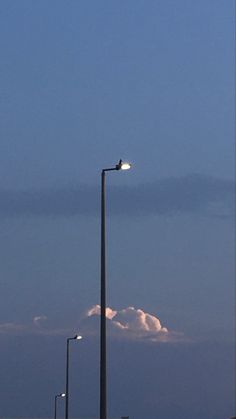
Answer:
0 1 235 419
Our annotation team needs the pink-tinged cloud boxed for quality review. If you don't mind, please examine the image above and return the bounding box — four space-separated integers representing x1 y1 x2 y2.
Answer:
112 306 168 334
84 305 181 342
87 305 117 320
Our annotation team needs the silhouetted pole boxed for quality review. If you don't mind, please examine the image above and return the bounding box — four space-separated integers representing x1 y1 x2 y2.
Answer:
65 335 82 419
54 396 57 419
100 160 131 419
54 393 65 419
100 169 107 419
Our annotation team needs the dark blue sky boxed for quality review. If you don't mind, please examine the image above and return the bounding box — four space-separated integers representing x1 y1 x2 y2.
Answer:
0 1 235 418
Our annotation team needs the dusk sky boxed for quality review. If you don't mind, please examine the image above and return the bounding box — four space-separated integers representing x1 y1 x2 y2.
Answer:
0 1 235 419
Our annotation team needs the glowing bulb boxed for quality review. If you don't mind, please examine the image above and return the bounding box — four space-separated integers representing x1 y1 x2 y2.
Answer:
116 159 131 170
120 162 131 170
75 334 82 340
60 393 66 398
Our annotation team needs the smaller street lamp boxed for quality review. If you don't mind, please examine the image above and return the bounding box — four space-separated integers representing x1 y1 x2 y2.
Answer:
65 335 82 419
54 393 65 419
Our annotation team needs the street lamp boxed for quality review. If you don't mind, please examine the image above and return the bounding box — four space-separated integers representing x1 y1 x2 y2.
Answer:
100 159 131 419
65 335 82 419
54 393 65 419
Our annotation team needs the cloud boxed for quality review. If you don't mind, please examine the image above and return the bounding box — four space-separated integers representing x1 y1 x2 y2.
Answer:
33 315 47 327
0 174 234 218
0 316 69 337
0 309 184 342
0 322 27 334
87 305 117 320
84 305 182 343
112 306 168 333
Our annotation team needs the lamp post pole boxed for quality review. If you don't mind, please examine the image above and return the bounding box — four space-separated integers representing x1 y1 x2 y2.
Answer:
100 168 107 419
65 335 82 419
54 393 65 419
100 160 131 419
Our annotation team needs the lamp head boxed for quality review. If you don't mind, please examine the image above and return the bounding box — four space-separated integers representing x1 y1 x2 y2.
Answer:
74 334 82 340
60 393 66 398
116 159 131 171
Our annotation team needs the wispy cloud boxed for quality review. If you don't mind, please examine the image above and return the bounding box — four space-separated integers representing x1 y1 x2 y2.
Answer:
0 174 234 218
0 322 27 334
82 305 185 343
33 315 48 327
0 316 70 337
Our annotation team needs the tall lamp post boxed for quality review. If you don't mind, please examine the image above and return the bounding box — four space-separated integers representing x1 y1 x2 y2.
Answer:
100 159 131 419
65 334 82 419
54 393 65 419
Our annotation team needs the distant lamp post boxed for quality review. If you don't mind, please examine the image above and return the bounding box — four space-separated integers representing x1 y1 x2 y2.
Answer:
100 159 131 419
54 393 65 419
65 335 82 419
